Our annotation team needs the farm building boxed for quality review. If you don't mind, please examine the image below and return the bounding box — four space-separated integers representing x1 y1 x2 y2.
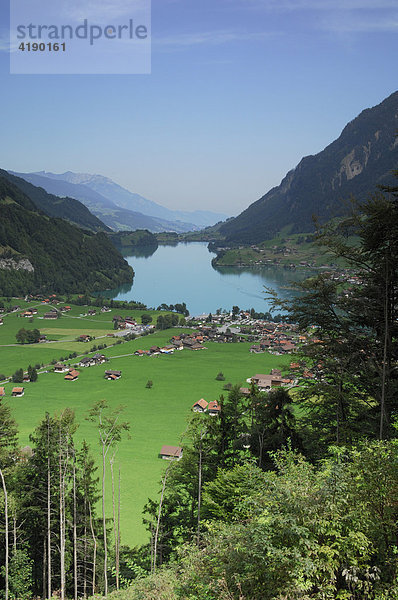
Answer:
12 387 25 397
192 398 208 413
159 445 183 460
105 370 121 380
64 370 79 381
0 387 5 398
207 400 221 416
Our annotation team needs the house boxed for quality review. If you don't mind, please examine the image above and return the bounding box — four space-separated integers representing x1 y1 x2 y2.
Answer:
134 349 148 356
105 370 121 380
270 368 282 377
54 363 69 373
124 317 136 327
88 309 96 316
79 356 95 368
0 318 3 325
250 374 284 390
239 387 250 396
160 346 174 354
64 369 79 381
159 445 183 460
192 398 208 413
149 346 161 354
0 387 5 398
78 334 90 342
39 334 48 343
207 400 221 415
92 353 107 364
44 312 58 319
20 445 34 461
12 387 25 397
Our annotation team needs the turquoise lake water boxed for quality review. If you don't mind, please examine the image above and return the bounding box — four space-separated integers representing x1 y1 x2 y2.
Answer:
103 242 312 316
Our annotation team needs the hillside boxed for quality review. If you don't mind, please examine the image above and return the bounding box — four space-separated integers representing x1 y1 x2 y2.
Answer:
10 170 201 233
0 176 134 296
35 170 229 227
1 169 109 233
220 91 398 244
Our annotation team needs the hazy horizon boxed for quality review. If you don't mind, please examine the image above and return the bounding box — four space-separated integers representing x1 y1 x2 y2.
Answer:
1 0 397 215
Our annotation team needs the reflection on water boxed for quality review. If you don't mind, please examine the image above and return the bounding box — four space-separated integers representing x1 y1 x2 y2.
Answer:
102 242 314 315
118 244 158 259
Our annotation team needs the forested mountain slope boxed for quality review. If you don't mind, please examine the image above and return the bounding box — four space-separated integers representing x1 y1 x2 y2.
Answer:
0 176 134 295
220 91 398 243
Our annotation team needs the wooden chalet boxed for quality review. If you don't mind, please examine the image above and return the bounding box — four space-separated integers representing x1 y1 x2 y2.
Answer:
192 398 208 413
159 445 183 460
79 356 96 368
105 370 121 380
12 387 25 397
54 363 69 373
207 400 221 415
64 369 79 381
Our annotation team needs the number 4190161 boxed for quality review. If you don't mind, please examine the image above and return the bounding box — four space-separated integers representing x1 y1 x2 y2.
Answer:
18 42 66 51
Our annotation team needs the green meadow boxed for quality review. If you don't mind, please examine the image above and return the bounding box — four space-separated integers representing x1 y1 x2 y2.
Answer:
1 301 289 547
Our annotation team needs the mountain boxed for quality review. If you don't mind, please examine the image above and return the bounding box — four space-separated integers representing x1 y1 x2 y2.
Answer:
0 175 134 296
220 91 398 244
10 170 199 233
1 169 110 233
24 170 228 229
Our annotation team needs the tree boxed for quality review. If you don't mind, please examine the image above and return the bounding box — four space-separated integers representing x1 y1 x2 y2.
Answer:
249 388 300 470
11 369 23 384
266 177 398 443
141 314 152 326
87 400 130 596
145 380 153 389
27 366 38 383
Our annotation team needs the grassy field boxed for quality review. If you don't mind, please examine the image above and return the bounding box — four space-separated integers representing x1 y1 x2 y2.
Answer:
0 299 174 375
1 303 290 547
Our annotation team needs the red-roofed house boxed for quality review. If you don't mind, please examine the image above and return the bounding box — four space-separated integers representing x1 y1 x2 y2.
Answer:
192 398 208 413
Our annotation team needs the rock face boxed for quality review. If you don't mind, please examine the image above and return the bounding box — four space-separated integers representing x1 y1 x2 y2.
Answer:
220 91 398 244
0 258 34 272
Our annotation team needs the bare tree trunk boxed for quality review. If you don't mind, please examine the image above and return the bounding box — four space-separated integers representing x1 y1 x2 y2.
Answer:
102 444 108 596
83 499 88 599
110 456 118 589
380 265 389 440
73 455 78 600
153 465 170 574
89 501 97 596
117 467 121 590
13 514 16 555
43 538 46 600
47 416 52 599
0 466 9 600
59 425 68 600
197 435 203 546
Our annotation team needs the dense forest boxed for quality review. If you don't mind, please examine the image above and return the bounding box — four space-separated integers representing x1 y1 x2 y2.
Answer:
0 176 134 296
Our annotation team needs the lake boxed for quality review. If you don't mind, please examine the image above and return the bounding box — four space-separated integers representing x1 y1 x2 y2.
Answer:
102 242 312 315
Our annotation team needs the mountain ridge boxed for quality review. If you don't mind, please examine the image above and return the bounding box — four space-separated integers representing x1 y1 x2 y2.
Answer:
219 91 398 244
18 170 228 230
0 175 134 296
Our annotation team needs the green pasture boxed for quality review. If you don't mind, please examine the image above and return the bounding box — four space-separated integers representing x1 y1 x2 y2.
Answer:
0 298 182 375
1 330 289 547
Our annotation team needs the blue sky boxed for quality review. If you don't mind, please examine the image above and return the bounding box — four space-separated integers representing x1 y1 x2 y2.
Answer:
0 0 397 215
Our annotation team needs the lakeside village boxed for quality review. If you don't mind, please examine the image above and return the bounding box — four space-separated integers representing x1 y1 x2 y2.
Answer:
0 298 318 410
